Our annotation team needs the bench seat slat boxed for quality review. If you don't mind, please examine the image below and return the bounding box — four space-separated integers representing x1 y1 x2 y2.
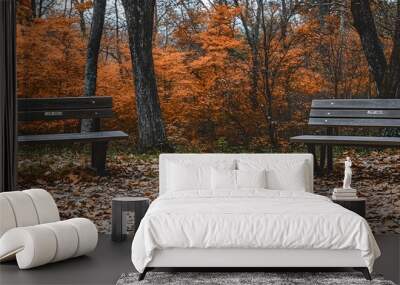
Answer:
18 131 128 144
309 118 400 127
18 108 114 121
18 97 112 111
312 99 400 109
310 109 400 118
290 135 400 146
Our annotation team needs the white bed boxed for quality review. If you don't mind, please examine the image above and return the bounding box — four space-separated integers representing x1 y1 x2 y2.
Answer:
131 154 380 280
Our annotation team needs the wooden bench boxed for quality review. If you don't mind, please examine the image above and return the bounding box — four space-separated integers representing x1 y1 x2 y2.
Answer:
290 99 400 174
18 96 129 176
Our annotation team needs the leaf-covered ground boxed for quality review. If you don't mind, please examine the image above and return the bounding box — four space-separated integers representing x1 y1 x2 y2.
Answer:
17 146 400 234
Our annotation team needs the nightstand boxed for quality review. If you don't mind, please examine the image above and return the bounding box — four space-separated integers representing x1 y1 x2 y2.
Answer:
111 197 150 242
332 197 366 218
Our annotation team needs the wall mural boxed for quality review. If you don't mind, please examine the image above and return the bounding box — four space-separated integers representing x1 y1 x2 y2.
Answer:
16 0 399 234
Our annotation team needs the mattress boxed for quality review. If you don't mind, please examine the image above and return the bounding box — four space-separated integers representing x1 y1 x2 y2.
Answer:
131 190 380 273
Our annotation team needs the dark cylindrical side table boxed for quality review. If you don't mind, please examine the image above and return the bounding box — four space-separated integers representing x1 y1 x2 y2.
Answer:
112 197 150 242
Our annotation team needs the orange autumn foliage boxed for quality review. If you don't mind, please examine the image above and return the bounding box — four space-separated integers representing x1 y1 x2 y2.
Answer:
16 4 380 151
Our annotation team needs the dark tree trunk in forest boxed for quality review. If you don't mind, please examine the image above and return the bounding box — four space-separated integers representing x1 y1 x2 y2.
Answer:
318 0 330 28
249 44 260 109
114 0 126 78
351 0 387 96
121 0 170 152
31 0 36 18
233 0 261 110
382 0 400 98
81 0 106 132
75 0 87 37
259 0 277 147
351 0 400 98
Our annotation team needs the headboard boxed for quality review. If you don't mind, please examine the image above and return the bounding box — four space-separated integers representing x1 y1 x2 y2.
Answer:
159 153 314 195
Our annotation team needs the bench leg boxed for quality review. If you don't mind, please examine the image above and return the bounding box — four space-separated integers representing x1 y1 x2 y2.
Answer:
326 128 334 174
307 144 320 175
91 141 109 176
319 144 326 174
327 145 333 174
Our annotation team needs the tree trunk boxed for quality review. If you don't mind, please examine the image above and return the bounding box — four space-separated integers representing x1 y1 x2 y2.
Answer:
381 0 400 98
280 0 288 45
249 44 260 109
81 0 106 132
259 0 277 147
31 0 36 18
233 0 261 110
351 0 400 98
121 0 170 152
318 0 330 28
351 0 387 96
38 0 43 17
334 1 346 99
76 0 87 37
114 0 124 77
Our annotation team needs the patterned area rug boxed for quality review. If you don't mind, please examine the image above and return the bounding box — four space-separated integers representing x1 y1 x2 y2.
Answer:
116 272 396 285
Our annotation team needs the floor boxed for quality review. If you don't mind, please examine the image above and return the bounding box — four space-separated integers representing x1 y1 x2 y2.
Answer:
0 234 399 285
0 235 133 285
374 234 400 284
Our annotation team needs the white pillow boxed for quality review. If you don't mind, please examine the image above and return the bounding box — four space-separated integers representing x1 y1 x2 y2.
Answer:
211 168 236 190
238 160 307 191
211 168 268 190
166 160 236 192
236 169 267 189
167 162 211 191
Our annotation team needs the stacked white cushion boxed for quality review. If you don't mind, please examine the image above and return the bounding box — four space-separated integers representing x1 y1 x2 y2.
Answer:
0 189 98 269
24 188 60 223
0 226 57 268
1 191 40 227
65 218 98 257
0 196 17 237
42 221 79 262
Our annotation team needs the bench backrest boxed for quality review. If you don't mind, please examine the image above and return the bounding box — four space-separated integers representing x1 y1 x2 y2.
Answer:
309 99 400 127
18 97 113 122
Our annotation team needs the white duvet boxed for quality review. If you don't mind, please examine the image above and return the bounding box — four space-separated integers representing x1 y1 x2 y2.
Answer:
131 190 380 273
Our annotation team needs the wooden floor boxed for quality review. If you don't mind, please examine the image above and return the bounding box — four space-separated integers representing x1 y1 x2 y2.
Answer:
0 234 399 285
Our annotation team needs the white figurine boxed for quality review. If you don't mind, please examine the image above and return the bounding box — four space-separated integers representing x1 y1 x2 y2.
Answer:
343 157 352 189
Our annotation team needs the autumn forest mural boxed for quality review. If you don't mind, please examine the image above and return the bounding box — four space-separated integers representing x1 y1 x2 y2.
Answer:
16 0 399 234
